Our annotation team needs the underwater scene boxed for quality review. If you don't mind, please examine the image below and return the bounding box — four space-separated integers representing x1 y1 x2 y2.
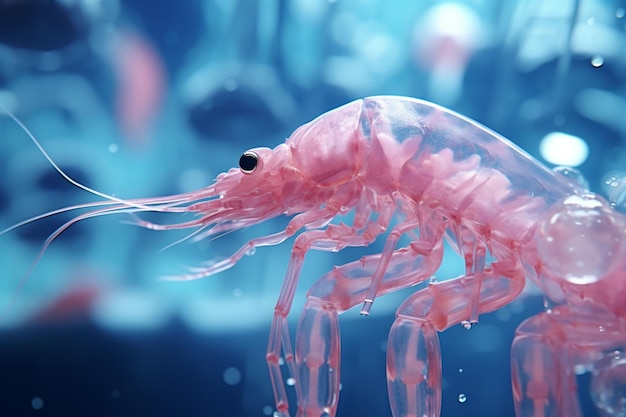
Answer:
1 0 626 416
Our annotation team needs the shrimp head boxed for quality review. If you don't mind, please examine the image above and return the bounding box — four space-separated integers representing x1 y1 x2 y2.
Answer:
187 99 368 234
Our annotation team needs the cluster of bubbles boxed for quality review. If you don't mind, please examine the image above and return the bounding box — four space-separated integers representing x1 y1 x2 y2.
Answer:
603 174 626 213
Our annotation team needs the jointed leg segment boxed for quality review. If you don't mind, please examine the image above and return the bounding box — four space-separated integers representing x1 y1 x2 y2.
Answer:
385 258 525 417
267 197 394 417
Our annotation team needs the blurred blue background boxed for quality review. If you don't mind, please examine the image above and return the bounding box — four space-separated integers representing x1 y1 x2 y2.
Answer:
1 0 625 416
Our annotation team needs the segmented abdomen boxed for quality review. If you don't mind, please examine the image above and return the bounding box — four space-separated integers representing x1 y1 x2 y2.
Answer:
359 96 578 245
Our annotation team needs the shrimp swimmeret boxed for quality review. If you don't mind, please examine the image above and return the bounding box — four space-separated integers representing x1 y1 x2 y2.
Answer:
3 96 626 417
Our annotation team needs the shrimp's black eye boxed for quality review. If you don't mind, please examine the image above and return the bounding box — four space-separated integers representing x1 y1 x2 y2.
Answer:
239 151 258 173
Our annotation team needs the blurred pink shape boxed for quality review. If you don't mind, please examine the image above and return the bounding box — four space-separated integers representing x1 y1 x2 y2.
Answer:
114 30 166 146
30 283 103 324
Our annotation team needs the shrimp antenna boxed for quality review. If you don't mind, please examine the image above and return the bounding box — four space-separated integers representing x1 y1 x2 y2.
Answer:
0 103 163 213
0 103 185 324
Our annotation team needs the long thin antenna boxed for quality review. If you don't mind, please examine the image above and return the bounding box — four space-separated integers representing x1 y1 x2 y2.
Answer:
0 103 166 212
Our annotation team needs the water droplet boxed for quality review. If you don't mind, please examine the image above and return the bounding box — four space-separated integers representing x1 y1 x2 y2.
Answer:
616 8 625 18
458 368 464 373
602 173 626 212
108 143 119 153
223 367 242 386
278 357 285 365
232 288 242 298
461 320 472 330
286 377 296 386
246 247 256 256
587 17 596 25
606 176 619 187
458 393 467 403
599 326 606 333
31 397 44 410
591 55 604 68
262 405 274 415
553 166 589 189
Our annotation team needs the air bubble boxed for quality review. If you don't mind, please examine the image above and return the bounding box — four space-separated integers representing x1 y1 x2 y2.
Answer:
591 358 626 416
246 247 256 256
263 405 274 415
458 393 467 403
606 176 620 187
461 320 472 330
458 368 463 373
616 8 625 18
535 194 623 284
31 397 44 410
112 389 121 399
591 55 604 68
553 166 589 190
601 173 626 213
286 377 296 386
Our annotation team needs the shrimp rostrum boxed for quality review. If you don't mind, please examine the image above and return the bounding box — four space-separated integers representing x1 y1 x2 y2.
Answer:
6 96 626 417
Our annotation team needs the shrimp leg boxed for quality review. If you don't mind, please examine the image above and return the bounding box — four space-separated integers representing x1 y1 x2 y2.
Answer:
267 195 395 417
294 219 447 417
294 298 341 417
360 218 422 315
511 309 583 417
447 225 488 323
386 261 526 417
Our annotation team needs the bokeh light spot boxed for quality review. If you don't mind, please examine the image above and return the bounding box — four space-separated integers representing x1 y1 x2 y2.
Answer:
223 367 242 386
539 131 589 167
31 397 44 410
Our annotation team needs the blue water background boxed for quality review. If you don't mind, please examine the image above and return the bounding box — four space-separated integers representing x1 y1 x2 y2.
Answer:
1 1 625 416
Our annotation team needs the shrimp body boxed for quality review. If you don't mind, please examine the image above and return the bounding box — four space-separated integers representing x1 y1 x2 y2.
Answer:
6 96 626 417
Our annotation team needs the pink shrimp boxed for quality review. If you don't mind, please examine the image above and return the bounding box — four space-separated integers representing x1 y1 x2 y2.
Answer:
4 96 626 417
